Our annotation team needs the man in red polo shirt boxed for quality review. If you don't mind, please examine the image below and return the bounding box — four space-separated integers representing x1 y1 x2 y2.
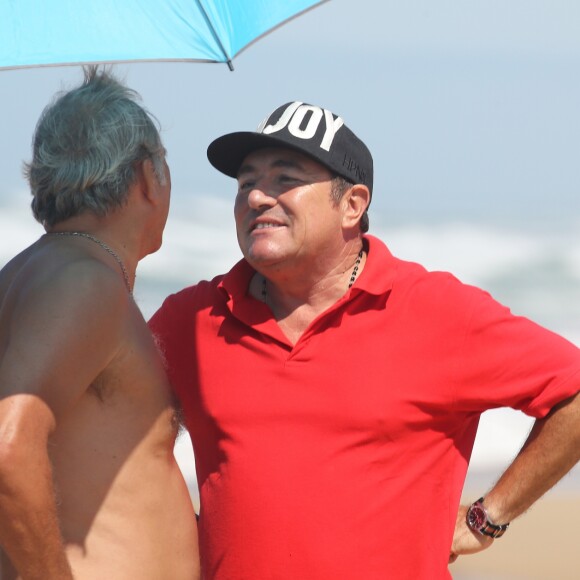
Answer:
150 101 580 579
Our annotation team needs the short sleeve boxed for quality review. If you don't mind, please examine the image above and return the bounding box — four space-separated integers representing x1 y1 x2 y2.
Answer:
453 284 580 417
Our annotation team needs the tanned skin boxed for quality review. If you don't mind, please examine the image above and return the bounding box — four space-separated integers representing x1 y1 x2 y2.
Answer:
0 161 200 579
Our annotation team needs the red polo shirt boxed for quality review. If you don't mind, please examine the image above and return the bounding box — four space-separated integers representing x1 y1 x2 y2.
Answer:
149 235 580 579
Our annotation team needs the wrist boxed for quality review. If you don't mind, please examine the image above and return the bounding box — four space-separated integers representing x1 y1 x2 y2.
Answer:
466 497 510 539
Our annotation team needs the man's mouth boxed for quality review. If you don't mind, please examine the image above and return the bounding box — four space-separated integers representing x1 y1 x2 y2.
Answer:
252 222 283 231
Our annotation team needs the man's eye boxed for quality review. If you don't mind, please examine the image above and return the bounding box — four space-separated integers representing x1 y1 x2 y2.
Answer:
279 175 299 184
238 181 255 192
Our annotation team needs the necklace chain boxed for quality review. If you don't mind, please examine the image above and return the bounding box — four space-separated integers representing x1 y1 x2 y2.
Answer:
46 232 132 294
261 249 364 303
348 249 363 288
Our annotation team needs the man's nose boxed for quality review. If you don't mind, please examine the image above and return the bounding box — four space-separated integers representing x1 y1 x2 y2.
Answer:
247 185 276 210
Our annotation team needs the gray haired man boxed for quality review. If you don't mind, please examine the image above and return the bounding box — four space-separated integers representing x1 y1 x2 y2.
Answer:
0 68 199 579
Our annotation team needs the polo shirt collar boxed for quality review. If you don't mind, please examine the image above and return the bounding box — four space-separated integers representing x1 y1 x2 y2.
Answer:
355 234 398 296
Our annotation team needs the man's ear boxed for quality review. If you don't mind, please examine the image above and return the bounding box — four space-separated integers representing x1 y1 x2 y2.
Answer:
342 184 370 229
138 158 167 205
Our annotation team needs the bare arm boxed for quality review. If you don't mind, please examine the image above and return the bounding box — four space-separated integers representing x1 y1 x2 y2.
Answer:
0 397 73 579
0 261 128 579
450 389 580 561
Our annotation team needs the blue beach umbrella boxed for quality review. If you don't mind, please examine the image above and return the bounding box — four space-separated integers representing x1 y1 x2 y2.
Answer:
0 0 328 71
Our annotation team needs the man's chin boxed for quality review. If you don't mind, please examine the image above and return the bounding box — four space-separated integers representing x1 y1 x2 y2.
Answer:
244 248 286 269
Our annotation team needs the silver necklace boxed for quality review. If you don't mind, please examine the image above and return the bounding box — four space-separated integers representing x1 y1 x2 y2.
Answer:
261 249 364 303
46 231 132 294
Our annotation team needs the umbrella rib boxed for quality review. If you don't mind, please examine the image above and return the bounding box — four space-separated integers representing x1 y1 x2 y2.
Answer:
195 0 234 71
232 0 331 63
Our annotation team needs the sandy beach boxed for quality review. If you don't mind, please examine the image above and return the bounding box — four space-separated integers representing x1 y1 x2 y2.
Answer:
452 469 580 579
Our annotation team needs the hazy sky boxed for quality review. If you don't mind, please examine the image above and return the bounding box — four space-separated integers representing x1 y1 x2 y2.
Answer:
1 0 579 229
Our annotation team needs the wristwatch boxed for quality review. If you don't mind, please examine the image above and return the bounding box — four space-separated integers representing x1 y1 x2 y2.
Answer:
466 497 510 538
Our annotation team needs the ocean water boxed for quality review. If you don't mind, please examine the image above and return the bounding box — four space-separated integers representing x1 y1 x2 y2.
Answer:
1 196 579 504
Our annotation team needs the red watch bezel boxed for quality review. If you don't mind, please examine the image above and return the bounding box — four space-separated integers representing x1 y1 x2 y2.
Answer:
466 503 487 530
466 498 510 539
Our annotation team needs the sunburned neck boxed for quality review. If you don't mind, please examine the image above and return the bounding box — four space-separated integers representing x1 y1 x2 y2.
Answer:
253 247 367 344
45 219 140 292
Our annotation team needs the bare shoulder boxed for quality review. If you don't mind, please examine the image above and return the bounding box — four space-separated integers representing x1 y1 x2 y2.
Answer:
0 244 133 421
4 251 131 362
13 242 129 311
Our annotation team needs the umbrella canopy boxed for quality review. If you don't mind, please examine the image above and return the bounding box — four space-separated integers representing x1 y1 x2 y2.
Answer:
0 0 328 71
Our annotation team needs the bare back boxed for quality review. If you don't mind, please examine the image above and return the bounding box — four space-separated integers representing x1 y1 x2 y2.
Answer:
0 236 199 579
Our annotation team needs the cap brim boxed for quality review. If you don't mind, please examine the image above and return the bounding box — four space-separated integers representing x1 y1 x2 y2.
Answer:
207 131 320 179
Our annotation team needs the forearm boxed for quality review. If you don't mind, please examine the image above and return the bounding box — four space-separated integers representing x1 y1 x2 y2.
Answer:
482 391 580 524
451 391 580 561
0 448 73 579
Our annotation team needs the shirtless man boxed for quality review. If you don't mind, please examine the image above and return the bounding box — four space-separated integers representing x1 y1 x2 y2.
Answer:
0 68 199 579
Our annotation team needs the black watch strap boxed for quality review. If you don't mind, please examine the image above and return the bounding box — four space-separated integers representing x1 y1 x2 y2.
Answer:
466 497 510 539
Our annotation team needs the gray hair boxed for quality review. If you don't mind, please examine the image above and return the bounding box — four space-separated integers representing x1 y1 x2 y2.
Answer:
330 176 370 233
24 66 166 227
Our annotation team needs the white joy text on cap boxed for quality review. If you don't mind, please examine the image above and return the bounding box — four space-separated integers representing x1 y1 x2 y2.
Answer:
258 101 344 152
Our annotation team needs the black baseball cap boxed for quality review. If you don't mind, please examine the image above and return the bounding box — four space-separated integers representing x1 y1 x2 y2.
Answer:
207 101 373 194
